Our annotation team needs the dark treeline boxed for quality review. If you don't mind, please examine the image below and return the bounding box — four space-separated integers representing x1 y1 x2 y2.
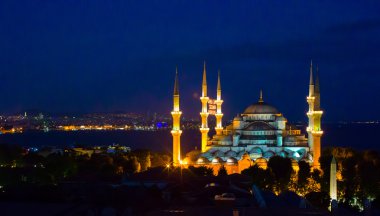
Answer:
0 144 171 185
239 147 380 212
0 144 379 213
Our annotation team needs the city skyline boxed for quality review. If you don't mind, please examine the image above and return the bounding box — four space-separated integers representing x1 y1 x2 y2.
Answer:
1 1 380 122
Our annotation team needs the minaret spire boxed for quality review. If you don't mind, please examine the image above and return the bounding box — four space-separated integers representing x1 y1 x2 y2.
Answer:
217 70 221 99
215 70 224 136
308 60 315 97
217 70 221 90
174 67 179 95
309 60 314 85
202 61 208 97
259 89 264 103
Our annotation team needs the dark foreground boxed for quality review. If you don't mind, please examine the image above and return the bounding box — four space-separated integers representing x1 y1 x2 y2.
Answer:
0 144 379 215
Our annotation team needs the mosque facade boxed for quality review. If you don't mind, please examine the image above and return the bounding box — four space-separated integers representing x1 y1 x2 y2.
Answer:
171 62 323 173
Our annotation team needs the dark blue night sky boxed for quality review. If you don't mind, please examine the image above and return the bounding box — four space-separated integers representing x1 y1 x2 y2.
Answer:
1 1 380 122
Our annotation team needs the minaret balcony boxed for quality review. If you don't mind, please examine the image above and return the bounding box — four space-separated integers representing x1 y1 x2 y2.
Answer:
200 112 209 117
200 97 209 103
215 113 223 117
171 111 182 117
307 96 315 102
215 126 223 131
171 130 182 135
311 130 323 136
214 100 223 105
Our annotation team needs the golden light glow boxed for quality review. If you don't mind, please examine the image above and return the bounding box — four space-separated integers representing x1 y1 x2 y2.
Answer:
171 72 182 166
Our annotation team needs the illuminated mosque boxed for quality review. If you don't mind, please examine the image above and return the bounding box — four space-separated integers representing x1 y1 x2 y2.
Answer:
171 62 323 173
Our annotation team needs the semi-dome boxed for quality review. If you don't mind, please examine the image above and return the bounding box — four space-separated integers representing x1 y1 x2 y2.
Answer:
226 157 238 164
233 115 242 121
243 102 279 114
197 157 210 164
263 151 275 159
225 150 238 157
213 150 225 157
212 157 224 164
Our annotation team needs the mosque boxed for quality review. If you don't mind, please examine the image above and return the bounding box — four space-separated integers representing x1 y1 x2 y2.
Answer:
171 62 323 173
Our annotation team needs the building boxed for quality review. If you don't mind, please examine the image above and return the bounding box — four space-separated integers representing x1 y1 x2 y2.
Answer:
172 62 323 173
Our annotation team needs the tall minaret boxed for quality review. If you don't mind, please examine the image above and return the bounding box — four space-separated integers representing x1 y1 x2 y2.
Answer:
306 61 323 167
215 70 224 136
171 69 182 165
313 65 323 167
307 61 315 151
200 62 210 152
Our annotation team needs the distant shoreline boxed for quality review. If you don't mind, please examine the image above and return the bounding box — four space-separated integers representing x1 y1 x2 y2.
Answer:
0 124 379 153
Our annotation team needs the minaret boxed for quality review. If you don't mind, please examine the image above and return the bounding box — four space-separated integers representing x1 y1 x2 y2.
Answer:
306 61 323 167
200 62 210 152
215 70 224 136
313 65 323 167
307 61 315 152
171 69 182 165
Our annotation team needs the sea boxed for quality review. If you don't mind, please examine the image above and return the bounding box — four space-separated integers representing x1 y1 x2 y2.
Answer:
0 123 379 153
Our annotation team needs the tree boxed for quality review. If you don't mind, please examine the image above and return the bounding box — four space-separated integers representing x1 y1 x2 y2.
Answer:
22 152 46 167
357 160 379 200
294 160 314 195
267 156 293 193
318 154 332 191
150 152 171 167
99 163 119 182
341 156 359 203
305 191 330 210
241 165 274 190
45 153 77 182
298 161 311 186
132 150 151 171
188 166 213 177
123 156 141 174
0 144 24 166
217 165 228 177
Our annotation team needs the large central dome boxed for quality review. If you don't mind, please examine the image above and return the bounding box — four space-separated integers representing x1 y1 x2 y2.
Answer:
243 90 279 114
243 101 279 114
